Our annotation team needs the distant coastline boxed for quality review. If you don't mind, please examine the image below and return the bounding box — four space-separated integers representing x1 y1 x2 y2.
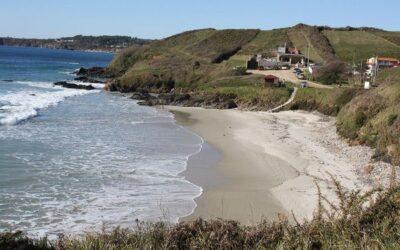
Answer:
0 44 116 54
0 35 152 53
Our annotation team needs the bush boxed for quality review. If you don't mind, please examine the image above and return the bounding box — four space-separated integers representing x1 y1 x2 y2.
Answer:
314 61 348 85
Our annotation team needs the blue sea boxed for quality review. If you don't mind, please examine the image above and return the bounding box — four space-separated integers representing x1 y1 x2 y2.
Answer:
0 46 203 236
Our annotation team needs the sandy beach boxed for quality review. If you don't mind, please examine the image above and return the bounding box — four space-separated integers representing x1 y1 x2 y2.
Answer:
168 107 395 224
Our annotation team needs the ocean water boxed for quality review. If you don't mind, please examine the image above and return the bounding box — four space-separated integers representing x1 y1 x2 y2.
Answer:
0 46 203 236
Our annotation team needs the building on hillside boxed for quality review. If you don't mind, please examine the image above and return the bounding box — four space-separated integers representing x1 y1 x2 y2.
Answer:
247 44 310 70
366 57 399 76
246 55 290 70
277 44 305 65
247 57 258 70
264 75 282 87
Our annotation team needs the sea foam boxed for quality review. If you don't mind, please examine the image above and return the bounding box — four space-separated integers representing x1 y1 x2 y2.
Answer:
0 82 99 125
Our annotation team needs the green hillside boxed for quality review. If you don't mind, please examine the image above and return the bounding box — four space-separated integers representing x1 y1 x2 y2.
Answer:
240 29 292 56
106 25 399 100
371 31 400 46
288 25 337 63
323 30 400 63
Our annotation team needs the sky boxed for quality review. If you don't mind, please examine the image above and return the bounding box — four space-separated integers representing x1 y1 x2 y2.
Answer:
1 0 399 39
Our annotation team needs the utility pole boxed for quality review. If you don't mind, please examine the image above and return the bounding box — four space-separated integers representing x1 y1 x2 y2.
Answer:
373 55 379 85
360 59 363 85
306 42 310 68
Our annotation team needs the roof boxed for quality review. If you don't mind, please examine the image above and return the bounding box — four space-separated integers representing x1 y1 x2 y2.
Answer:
264 75 279 79
287 47 300 54
378 57 399 62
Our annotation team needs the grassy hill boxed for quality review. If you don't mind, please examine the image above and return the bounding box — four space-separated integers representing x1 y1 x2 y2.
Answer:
107 24 400 90
105 24 399 110
323 30 400 63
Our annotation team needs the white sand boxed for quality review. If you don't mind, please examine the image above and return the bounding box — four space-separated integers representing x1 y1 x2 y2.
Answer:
167 107 395 223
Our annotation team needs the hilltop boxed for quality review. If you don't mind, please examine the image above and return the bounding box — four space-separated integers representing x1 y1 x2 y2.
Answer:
106 24 400 90
0 35 151 52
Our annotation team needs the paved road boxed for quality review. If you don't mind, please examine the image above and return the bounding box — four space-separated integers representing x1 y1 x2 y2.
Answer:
247 69 333 89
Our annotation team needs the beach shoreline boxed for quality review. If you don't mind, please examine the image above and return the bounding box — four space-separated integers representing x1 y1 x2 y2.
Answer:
168 106 395 224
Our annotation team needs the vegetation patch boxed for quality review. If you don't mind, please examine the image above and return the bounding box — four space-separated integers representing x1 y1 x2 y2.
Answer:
337 68 400 164
288 87 359 116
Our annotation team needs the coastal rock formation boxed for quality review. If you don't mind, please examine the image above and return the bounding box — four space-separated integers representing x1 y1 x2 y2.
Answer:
132 91 237 109
74 76 105 83
53 81 95 90
75 67 116 78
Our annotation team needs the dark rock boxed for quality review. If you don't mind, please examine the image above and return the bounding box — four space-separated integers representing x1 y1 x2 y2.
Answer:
74 76 104 83
157 93 175 104
131 91 151 101
220 99 238 109
53 81 95 90
74 67 116 78
174 94 191 102
382 154 393 164
129 91 237 110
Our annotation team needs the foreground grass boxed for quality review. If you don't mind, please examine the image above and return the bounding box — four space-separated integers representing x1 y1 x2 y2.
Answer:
2 177 399 250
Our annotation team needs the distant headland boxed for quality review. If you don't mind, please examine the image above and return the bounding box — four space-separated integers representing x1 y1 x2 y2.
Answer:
0 35 152 52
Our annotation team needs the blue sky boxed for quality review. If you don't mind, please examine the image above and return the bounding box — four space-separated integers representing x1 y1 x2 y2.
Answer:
1 0 399 39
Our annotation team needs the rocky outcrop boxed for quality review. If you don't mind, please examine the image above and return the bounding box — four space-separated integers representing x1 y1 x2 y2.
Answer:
74 76 105 83
53 81 95 90
131 91 237 109
74 67 116 78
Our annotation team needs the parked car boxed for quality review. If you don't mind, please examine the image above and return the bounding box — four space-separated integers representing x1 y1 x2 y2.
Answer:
297 74 306 80
300 81 308 88
293 68 303 74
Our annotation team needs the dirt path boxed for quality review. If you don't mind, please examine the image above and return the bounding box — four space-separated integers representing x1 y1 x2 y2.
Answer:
247 69 333 89
268 87 298 112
